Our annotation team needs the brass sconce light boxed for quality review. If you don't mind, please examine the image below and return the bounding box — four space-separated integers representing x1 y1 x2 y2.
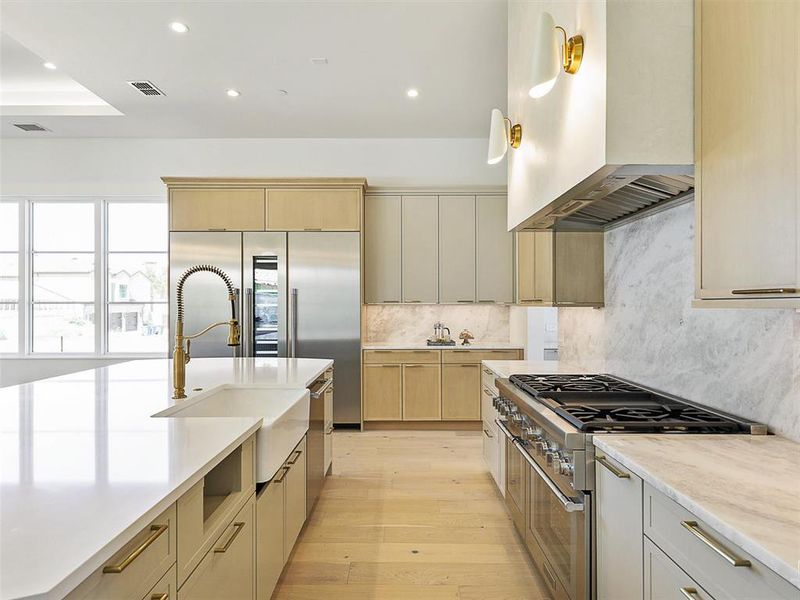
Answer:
529 12 585 99
487 108 522 164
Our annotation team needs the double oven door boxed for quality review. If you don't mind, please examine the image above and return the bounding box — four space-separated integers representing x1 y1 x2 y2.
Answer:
501 422 589 600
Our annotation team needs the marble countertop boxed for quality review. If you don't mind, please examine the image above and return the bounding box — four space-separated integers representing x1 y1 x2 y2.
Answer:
362 342 524 350
481 359 584 379
0 357 331 600
593 435 800 589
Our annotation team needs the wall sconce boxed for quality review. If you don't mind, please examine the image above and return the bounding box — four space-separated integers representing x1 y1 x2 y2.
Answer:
529 11 584 99
487 108 522 164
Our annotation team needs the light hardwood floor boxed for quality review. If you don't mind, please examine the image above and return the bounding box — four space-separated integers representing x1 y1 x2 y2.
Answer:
272 430 548 600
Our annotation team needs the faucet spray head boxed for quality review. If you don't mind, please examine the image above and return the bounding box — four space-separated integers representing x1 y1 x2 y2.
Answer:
227 320 241 347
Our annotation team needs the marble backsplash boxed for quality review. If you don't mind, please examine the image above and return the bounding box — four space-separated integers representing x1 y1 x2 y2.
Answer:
364 304 511 343
558 202 800 441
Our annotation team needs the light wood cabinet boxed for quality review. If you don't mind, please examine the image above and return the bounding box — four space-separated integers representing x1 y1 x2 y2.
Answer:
363 364 402 420
516 231 604 307
364 195 401 303
596 453 644 600
267 189 361 231
170 189 265 231
402 364 441 420
402 196 439 303
695 0 799 306
644 537 714 600
283 437 306 561
256 478 284 600
438 195 476 303
476 195 513 303
178 496 255 600
441 363 481 420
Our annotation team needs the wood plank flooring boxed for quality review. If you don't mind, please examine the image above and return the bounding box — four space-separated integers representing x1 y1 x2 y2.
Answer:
272 430 548 600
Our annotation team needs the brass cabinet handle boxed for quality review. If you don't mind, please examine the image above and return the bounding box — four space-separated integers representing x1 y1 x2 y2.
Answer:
273 466 290 483
103 524 168 573
679 588 700 600
732 287 797 295
680 521 751 567
303 228 323 231
287 449 303 465
478 299 496 303
310 378 333 399
381 300 400 303
151 594 169 600
596 455 630 479
520 298 543 303
214 521 245 553
483 368 493 375
483 428 494 438
457 299 474 303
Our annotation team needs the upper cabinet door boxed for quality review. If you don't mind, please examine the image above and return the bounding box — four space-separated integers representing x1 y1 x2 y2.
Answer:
402 196 438 303
696 0 799 304
364 195 402 303
267 189 361 231
170 189 265 231
476 196 513 303
438 196 476 303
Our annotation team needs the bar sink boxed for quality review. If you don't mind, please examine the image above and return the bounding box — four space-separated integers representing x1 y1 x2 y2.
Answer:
156 387 310 481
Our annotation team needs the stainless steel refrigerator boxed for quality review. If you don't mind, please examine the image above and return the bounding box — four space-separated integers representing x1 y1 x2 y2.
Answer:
169 231 361 425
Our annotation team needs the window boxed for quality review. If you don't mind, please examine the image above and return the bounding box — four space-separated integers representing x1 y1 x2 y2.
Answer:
0 198 168 356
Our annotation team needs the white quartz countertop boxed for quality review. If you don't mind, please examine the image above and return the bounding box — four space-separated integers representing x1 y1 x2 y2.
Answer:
481 359 584 379
593 435 800 589
0 357 331 600
362 342 524 350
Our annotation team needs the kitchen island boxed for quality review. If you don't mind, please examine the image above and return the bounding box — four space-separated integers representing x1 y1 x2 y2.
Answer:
0 357 331 600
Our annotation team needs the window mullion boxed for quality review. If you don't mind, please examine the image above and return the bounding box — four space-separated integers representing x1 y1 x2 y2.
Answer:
23 199 31 355
97 200 106 355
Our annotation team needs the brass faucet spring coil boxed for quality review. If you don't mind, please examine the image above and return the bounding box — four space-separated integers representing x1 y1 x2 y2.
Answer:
175 264 236 321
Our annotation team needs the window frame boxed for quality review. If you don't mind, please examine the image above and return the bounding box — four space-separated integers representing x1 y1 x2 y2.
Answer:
0 197 168 359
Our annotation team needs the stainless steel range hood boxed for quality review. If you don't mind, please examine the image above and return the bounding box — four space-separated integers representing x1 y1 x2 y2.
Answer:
517 165 695 231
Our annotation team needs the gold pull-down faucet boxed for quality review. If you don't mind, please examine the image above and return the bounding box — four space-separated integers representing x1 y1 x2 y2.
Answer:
173 265 240 399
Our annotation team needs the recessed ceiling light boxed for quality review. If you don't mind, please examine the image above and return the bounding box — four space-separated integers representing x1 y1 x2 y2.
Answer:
43 62 57 70
277 89 288 96
169 22 189 33
406 88 419 98
226 89 241 98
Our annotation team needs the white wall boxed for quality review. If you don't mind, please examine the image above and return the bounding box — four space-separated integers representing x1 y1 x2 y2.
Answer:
0 357 129 387
0 137 503 197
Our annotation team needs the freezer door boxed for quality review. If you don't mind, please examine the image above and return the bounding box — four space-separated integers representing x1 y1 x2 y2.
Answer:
169 232 242 358
288 232 361 424
243 233 288 358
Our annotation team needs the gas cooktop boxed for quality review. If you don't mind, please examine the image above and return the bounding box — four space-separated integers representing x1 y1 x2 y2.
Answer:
509 373 755 434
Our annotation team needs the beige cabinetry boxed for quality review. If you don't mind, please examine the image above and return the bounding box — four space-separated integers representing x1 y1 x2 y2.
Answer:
695 0 799 306
401 196 439 303
364 195 401 303
402 364 441 420
363 364 403 420
170 189 266 231
266 189 361 231
442 363 480 420
145 564 177 600
476 195 513 303
644 537 713 600
596 453 644 600
516 231 604 307
323 384 334 474
283 437 307 560
438 195 476 303
178 497 255 600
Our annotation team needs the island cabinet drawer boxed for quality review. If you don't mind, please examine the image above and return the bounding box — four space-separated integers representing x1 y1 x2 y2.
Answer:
176 436 256 586
363 349 440 364
644 537 714 600
644 483 798 600
442 349 521 364
66 504 176 600
481 365 499 393
481 385 497 426
178 495 255 600
143 564 177 600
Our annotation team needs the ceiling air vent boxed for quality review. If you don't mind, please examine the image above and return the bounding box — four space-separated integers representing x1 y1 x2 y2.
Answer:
127 80 165 96
13 123 50 132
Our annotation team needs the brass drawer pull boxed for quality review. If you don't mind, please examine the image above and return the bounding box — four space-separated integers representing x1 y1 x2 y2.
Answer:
273 466 290 483
520 298 543 303
596 455 630 479
680 521 751 567
151 594 169 600
483 368 493 375
483 428 494 438
214 522 245 553
457 299 474 303
287 449 303 465
680 588 700 600
310 378 333 399
103 524 168 573
732 287 797 295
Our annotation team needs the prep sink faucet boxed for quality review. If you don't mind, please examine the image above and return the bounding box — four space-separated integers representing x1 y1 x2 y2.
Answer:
173 264 240 399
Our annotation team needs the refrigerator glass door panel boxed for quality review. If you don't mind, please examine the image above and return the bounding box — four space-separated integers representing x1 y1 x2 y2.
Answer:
243 233 287 358
288 232 360 424
169 232 242 358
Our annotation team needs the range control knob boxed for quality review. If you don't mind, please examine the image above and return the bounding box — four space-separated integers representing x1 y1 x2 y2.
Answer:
511 412 523 423
559 460 575 476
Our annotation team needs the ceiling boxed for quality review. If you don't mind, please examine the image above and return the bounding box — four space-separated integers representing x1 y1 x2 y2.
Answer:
0 1 507 138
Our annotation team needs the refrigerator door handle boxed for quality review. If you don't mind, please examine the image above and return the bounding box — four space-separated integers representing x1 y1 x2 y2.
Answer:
243 287 254 358
233 288 242 357
289 288 298 358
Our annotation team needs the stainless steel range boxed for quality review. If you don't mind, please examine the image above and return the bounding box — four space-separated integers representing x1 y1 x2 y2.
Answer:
493 373 766 600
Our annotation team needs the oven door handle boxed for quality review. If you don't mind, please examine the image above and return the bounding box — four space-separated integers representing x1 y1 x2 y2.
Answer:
513 439 584 513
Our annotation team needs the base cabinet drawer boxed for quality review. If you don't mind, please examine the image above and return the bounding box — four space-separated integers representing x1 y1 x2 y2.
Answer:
644 483 798 600
178 496 255 600
256 478 285 600
67 504 176 600
283 437 307 561
144 564 177 600
645 537 715 600
442 349 521 364
481 420 499 488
